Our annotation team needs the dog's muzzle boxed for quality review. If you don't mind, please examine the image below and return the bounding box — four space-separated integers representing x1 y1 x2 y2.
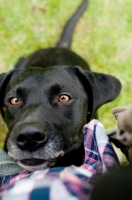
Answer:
8 123 65 171
15 124 47 151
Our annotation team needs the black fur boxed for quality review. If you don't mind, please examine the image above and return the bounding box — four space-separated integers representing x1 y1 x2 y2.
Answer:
0 0 122 171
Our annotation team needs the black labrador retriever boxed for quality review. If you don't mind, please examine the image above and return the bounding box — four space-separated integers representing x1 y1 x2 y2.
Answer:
0 0 121 171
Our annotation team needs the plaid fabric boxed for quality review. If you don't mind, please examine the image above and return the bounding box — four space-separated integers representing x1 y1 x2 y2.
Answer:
82 120 119 174
0 120 120 200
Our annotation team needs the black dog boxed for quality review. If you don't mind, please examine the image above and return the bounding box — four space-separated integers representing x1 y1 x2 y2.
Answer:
0 0 121 171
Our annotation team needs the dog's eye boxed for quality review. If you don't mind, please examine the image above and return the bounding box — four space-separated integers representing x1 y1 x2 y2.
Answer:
58 94 70 103
9 97 21 105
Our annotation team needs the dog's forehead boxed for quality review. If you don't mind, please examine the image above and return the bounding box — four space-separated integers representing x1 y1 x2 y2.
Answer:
7 66 80 91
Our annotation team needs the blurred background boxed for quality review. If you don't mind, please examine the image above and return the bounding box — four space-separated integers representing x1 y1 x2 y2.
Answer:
0 0 132 163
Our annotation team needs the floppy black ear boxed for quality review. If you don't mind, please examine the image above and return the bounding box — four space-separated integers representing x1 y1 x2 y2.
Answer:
74 67 122 118
0 73 9 93
0 72 12 118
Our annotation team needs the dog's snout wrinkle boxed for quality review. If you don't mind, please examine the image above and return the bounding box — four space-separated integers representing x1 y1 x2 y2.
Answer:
16 126 47 151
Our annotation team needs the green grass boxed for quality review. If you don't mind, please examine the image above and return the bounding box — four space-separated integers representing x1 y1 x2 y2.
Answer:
0 0 132 151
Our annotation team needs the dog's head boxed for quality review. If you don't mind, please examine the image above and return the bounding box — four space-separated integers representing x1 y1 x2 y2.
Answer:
0 65 121 171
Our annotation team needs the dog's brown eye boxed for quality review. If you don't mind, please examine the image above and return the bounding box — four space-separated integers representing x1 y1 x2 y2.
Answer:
58 95 70 103
9 97 21 105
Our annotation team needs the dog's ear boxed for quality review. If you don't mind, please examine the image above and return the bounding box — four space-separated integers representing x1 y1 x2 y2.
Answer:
74 67 122 118
0 73 9 92
0 72 12 118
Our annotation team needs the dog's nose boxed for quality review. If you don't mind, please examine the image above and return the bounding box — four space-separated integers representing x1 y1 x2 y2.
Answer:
16 126 47 151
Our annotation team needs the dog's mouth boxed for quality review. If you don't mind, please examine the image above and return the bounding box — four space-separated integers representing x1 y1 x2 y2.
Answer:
17 159 57 172
19 158 56 166
8 151 64 171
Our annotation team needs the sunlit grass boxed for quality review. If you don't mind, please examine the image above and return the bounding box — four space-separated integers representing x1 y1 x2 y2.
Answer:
0 0 132 149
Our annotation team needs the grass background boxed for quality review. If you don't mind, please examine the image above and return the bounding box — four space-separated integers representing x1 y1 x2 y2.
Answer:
0 0 132 162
